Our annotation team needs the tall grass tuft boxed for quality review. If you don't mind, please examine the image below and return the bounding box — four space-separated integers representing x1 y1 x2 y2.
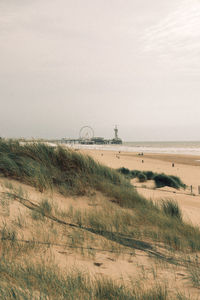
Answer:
40 199 52 216
188 265 200 288
161 199 182 221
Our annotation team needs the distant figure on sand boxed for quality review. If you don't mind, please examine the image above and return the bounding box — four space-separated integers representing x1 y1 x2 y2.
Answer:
172 163 174 167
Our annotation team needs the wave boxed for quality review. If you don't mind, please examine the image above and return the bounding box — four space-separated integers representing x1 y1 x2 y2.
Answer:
64 142 200 156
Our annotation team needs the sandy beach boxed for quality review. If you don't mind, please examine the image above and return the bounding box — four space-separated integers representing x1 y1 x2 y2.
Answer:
82 149 200 227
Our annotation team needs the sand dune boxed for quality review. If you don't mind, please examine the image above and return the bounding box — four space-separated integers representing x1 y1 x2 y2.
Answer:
1 147 200 298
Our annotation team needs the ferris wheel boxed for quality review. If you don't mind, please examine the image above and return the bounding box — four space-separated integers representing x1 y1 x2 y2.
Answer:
79 126 94 141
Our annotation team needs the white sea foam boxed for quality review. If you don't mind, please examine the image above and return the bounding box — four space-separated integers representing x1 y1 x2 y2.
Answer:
64 142 200 156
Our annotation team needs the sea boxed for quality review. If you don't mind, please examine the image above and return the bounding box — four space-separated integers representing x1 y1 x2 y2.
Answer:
68 141 200 156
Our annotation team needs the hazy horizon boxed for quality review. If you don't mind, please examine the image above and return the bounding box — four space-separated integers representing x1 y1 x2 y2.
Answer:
1 0 200 141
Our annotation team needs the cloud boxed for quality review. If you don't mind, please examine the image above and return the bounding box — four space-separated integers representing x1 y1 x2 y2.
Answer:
142 0 200 74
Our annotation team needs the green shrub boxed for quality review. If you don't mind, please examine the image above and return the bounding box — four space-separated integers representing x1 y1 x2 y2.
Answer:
130 170 140 178
153 174 180 189
138 172 147 183
170 175 186 189
143 171 155 180
117 167 130 176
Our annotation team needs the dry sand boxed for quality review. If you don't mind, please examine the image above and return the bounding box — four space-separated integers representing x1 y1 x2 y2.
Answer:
82 149 200 227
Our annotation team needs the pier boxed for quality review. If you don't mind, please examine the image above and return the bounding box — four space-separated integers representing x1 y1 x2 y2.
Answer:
60 126 122 145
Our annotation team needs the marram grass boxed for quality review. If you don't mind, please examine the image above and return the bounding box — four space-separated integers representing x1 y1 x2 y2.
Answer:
1 139 200 253
0 139 128 195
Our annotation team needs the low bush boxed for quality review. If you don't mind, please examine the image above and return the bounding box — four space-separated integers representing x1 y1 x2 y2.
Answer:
117 167 185 190
170 175 186 189
117 167 130 176
154 174 180 189
143 171 155 180
130 170 140 178
138 172 147 182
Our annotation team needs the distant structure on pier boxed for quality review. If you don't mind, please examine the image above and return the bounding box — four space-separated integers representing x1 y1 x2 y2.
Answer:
113 125 122 144
61 126 122 145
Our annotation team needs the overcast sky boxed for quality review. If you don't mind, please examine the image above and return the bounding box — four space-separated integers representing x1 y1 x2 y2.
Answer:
0 0 200 141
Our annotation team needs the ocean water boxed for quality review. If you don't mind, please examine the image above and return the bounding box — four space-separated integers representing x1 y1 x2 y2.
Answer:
68 141 200 156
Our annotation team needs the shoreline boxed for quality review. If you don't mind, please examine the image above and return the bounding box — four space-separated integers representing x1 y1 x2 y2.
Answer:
64 141 200 156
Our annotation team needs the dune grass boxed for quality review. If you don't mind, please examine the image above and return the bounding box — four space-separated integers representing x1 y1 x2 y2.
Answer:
0 139 129 195
1 140 200 253
188 264 200 288
161 199 182 221
0 254 185 300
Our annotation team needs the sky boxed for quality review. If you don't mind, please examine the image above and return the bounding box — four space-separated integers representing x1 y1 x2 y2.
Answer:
0 0 200 141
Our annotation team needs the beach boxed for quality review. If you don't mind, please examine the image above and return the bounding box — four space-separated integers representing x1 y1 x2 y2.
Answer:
1 141 200 298
82 149 200 227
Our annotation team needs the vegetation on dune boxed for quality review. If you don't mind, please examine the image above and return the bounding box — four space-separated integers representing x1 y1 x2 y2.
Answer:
170 175 186 189
0 140 200 253
161 199 182 221
155 173 185 189
188 262 200 289
143 171 155 180
138 172 147 183
153 174 176 189
117 167 186 189
0 256 172 300
0 225 196 299
0 227 192 300
0 139 129 195
117 167 130 176
0 139 150 209
0 140 200 298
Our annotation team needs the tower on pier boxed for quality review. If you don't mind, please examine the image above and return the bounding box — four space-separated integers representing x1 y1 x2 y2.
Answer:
114 125 119 139
112 125 122 144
